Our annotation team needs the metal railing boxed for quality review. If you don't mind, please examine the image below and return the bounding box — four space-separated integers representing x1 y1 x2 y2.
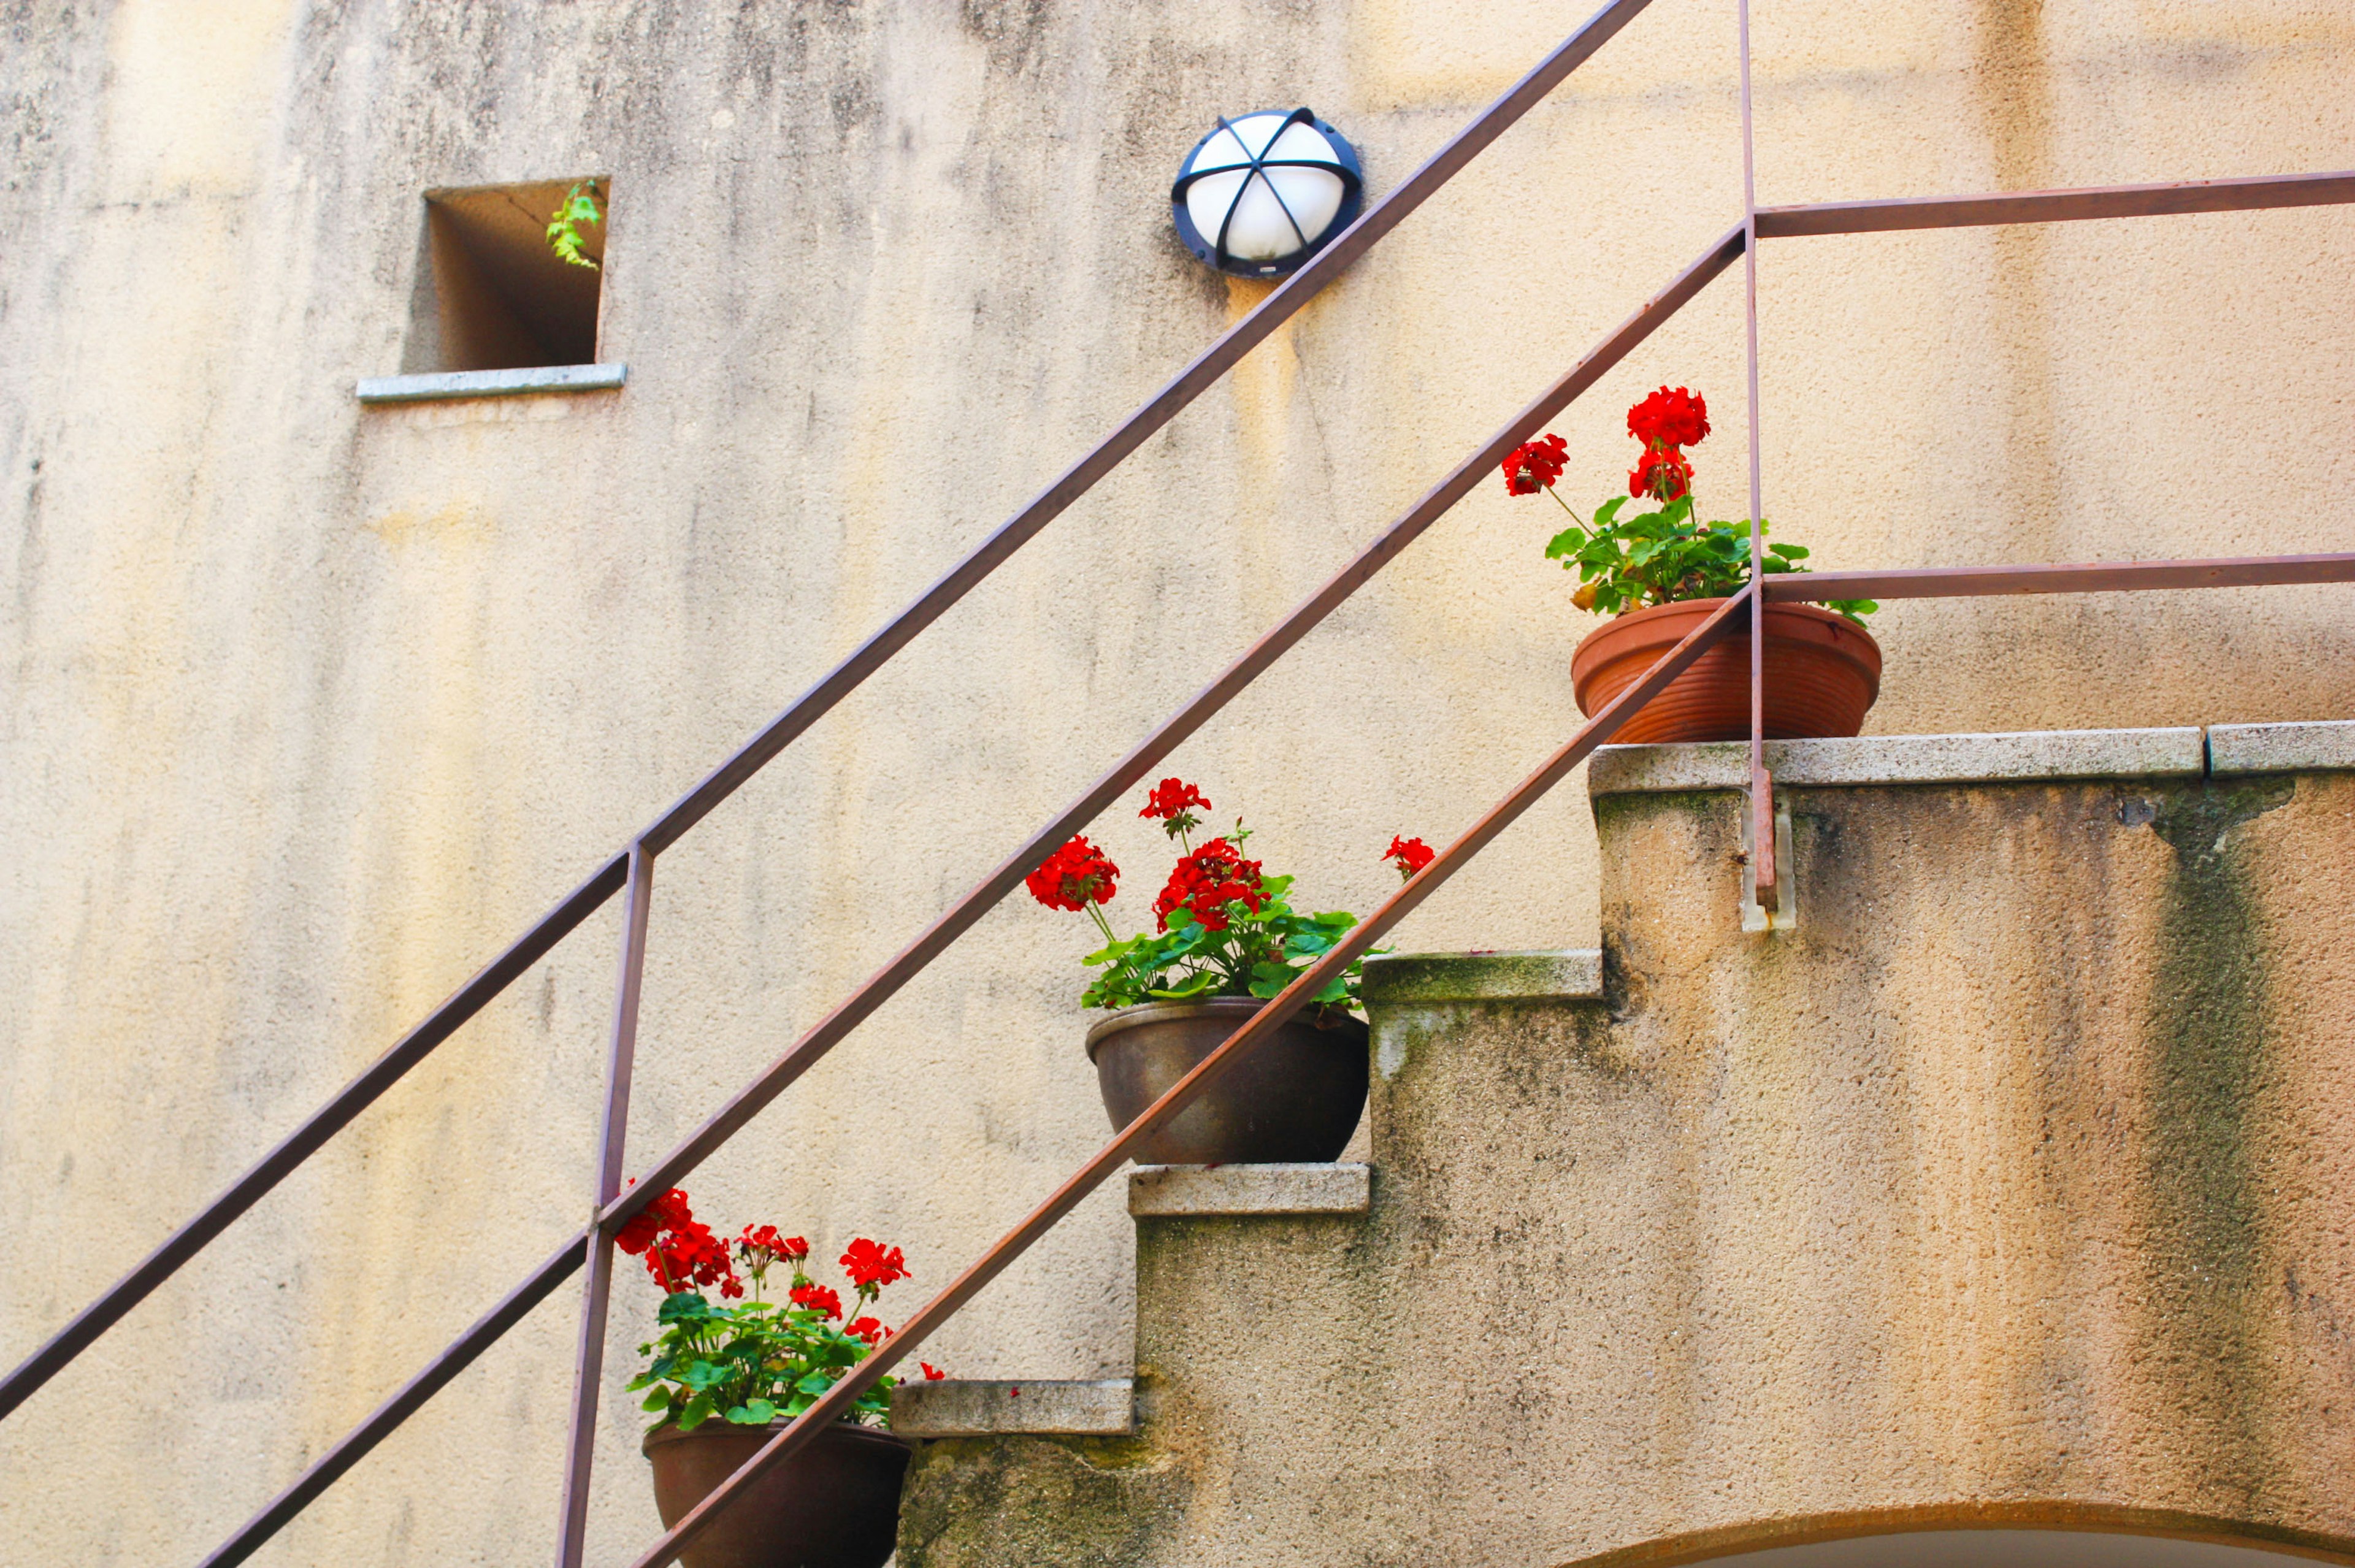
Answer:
2 1 2350 1564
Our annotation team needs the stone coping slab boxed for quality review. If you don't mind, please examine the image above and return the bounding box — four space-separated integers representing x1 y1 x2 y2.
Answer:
355 363 627 402
1128 1162 1369 1216
1360 949 1603 1004
1588 727 2206 797
2209 720 2355 775
889 1378 1135 1437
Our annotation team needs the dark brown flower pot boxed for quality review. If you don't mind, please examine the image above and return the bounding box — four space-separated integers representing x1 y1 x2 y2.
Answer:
1571 597 1882 743
641 1419 909 1568
1085 996 1368 1165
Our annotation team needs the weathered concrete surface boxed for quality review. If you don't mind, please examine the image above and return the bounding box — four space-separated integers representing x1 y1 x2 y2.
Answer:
1362 947 1606 1003
900 765 2355 1566
1588 727 2209 795
2 1 2353 1563
2211 721 2355 776
1127 1162 1371 1216
890 1378 1135 1437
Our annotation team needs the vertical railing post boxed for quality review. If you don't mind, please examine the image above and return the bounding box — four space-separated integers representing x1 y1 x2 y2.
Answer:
1736 0 1776 903
554 840 656 1568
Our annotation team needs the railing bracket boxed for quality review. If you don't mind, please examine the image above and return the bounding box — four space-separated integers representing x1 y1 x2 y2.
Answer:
1740 788 1795 935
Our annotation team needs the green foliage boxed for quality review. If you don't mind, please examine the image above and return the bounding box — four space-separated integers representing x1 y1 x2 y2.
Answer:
628 1291 895 1434
1544 494 1875 626
546 180 603 270
1079 871 1368 1015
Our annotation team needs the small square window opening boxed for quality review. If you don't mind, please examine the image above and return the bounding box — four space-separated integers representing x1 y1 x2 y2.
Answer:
403 178 609 373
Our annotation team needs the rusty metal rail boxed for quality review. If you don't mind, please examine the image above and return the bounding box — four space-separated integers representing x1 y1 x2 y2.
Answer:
629 521 2355 1567
1 2 2349 1564
0 0 1662 1434
192 205 1750 1568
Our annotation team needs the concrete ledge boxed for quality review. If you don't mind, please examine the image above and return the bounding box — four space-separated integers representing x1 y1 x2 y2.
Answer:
1128 1162 1369 1216
354 363 627 402
2209 720 2355 776
1361 949 1603 1004
889 1378 1135 1437
1588 728 2207 797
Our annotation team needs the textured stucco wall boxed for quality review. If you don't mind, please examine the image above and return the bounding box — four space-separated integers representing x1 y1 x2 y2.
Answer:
1 1 2352 1564
899 765 2355 1566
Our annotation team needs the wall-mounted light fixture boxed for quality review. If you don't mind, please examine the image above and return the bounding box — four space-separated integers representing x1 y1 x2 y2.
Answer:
1171 108 1363 278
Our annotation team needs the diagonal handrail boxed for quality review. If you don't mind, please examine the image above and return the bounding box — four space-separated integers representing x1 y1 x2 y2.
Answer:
626 595 1763 1568
0 0 1662 1425
190 227 1748 1568
597 226 1744 1218
188 165 2355 1553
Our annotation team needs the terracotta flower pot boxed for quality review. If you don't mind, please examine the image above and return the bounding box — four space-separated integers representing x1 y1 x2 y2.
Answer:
641 1419 909 1568
1571 597 1881 743
1085 996 1368 1165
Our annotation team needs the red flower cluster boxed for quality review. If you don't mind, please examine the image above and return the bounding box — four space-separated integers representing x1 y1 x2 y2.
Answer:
1629 445 1694 504
1501 433 1569 495
1627 386 1709 449
1139 778 1211 822
1153 838 1265 933
1626 386 1707 503
1384 835 1436 880
734 1225 809 1287
844 1316 885 1346
616 1187 741 1298
790 1282 843 1320
1025 834 1119 912
841 1238 911 1290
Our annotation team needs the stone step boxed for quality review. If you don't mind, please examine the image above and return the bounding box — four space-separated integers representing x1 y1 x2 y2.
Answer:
889 1377 1135 1437
1127 1161 1370 1216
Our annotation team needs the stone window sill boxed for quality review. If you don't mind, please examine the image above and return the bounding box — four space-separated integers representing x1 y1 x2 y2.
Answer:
354 363 626 403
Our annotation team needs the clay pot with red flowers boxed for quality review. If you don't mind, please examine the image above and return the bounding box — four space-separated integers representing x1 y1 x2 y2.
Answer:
1502 386 1882 743
617 1196 948 1568
1028 786 1438 1165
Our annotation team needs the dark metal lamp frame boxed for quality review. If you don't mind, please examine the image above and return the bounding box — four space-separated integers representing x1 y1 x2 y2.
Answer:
1170 107 1366 277
2 2 2350 1566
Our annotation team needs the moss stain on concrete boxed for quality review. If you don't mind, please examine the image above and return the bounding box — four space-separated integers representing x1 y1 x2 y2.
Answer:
897 1432 1186 1568
2139 778 2294 1508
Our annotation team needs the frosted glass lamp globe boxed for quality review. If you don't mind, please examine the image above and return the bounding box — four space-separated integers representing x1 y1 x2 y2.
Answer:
1170 109 1364 277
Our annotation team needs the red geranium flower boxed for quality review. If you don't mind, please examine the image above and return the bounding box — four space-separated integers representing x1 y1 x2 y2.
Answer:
1152 838 1266 933
791 1282 844 1320
921 1362 948 1381
1501 432 1569 495
1630 445 1693 503
844 1316 884 1345
1384 835 1436 880
1025 835 1120 912
735 1223 805 1282
1139 778 1211 822
841 1238 911 1290
615 1185 692 1257
1627 386 1709 450
648 1217 738 1295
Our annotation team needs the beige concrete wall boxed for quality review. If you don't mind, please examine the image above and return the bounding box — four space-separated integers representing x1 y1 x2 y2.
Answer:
0 1 2350 1564
901 762 2355 1565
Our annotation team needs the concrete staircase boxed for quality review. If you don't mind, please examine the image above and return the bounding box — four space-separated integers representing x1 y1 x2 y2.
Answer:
888 725 2355 1568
